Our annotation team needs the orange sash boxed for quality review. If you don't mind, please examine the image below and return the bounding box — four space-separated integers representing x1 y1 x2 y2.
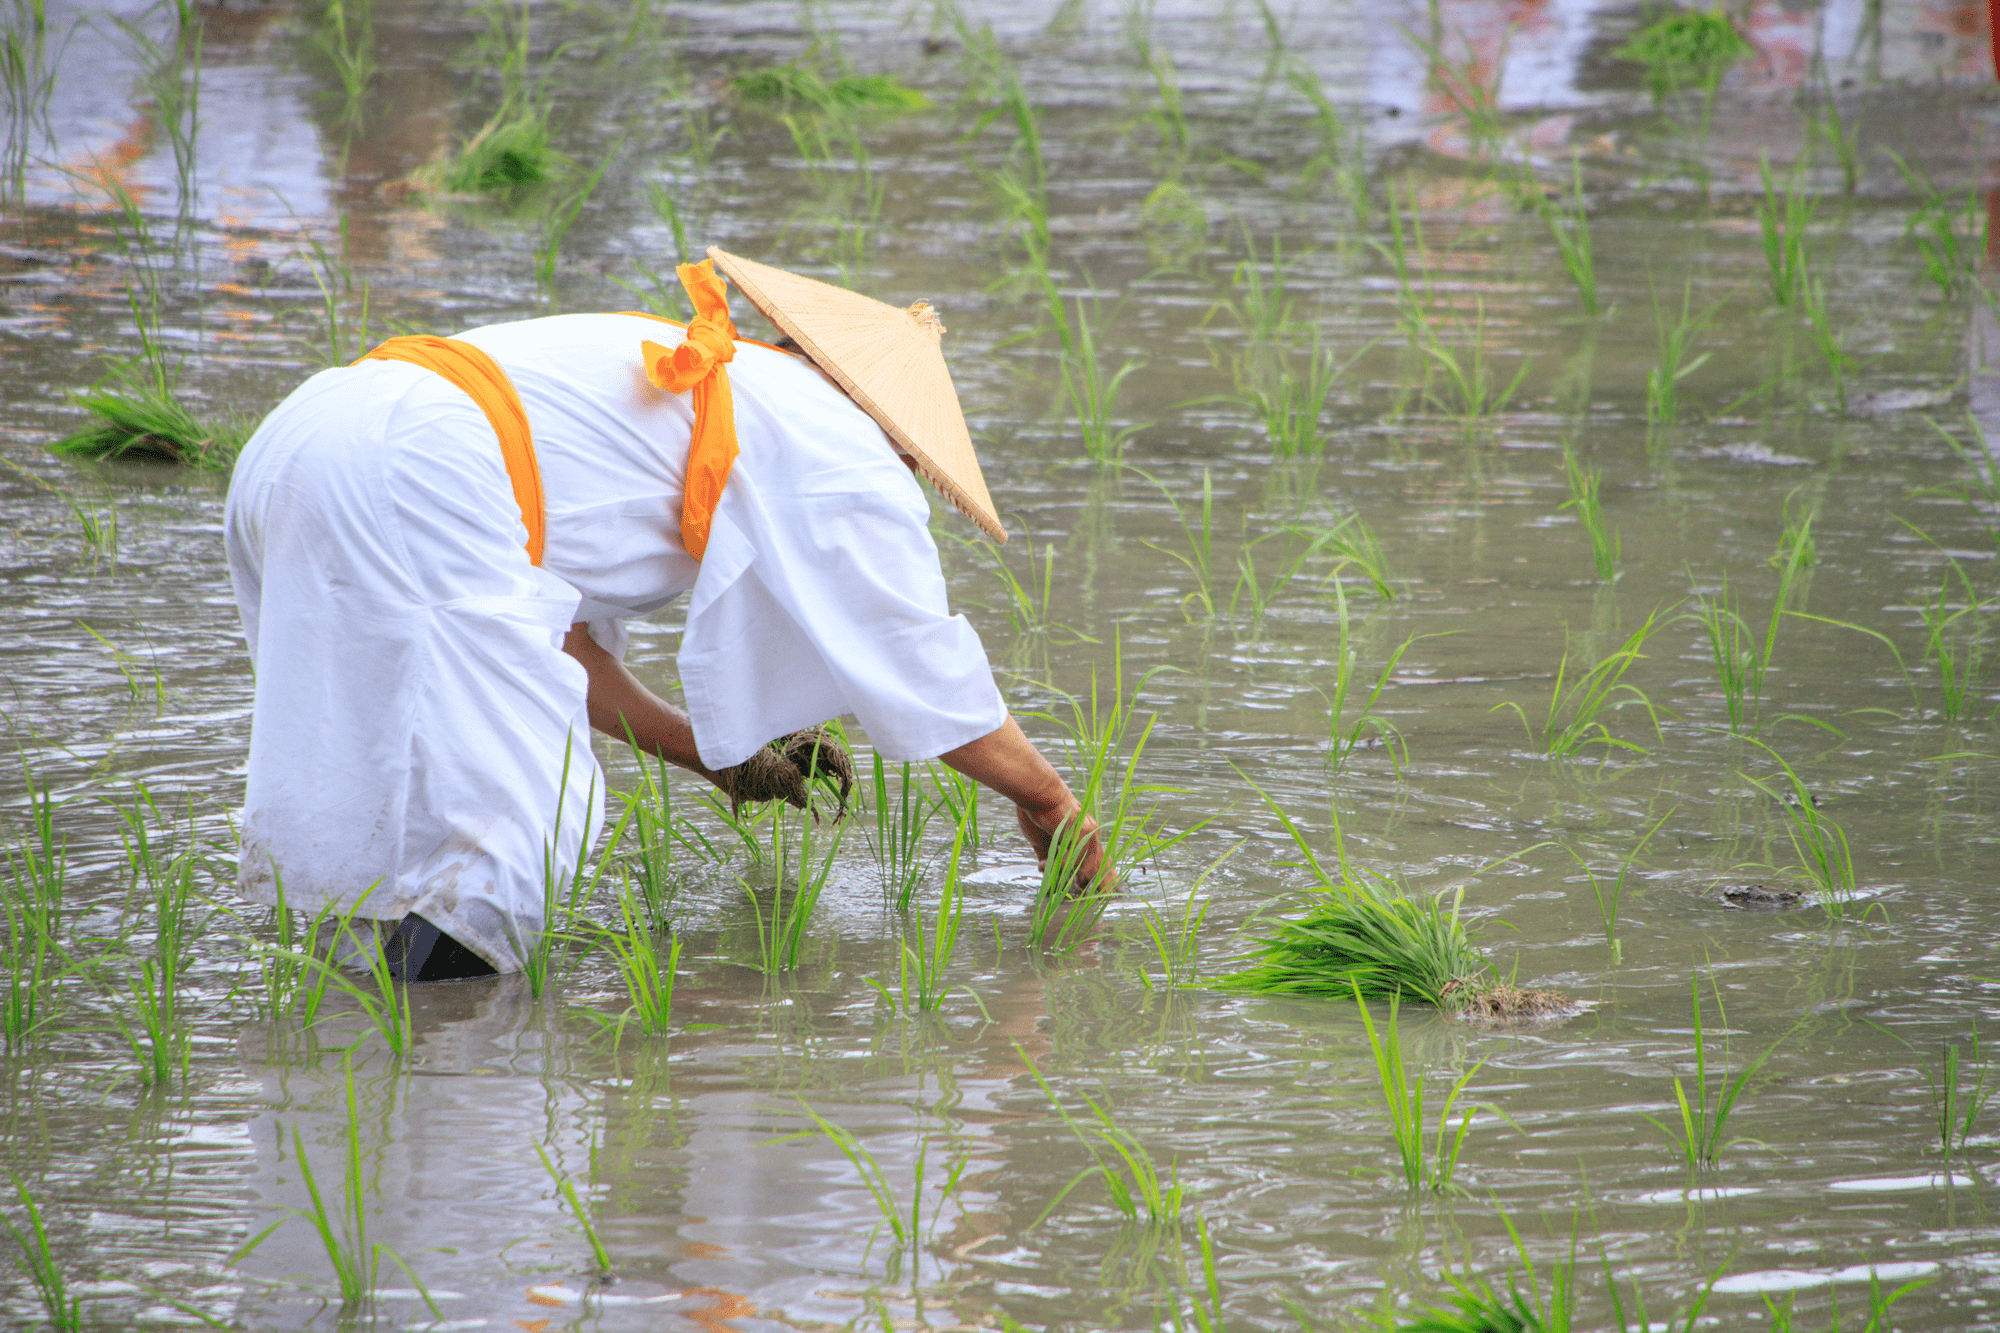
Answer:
635 260 742 560
357 336 546 567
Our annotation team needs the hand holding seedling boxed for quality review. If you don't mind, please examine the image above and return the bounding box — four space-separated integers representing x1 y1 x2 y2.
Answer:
939 715 1106 891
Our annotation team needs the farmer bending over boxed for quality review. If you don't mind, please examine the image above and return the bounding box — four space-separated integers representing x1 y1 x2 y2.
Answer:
224 247 1103 981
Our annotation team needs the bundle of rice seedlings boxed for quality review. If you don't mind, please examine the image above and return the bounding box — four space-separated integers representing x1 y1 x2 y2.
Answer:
1216 778 1567 1018
419 108 559 194
53 386 246 471
730 64 929 115
1216 876 1486 1008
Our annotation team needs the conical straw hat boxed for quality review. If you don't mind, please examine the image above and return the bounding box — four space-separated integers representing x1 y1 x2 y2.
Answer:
707 246 1007 543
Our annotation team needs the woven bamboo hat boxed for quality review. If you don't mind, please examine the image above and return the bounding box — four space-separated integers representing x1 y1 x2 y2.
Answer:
707 245 1006 543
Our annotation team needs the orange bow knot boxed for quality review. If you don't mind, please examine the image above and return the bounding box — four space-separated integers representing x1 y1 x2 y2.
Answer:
641 258 742 560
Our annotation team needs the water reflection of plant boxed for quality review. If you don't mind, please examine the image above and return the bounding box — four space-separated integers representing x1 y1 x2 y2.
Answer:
1 0 71 195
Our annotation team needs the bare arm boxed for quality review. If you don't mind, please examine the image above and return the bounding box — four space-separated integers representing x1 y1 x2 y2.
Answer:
564 626 1102 887
561 623 724 789
939 715 1105 888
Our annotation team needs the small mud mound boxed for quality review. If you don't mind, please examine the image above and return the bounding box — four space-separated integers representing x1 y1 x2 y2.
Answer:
1444 979 1572 1021
1720 882 1808 910
716 726 855 820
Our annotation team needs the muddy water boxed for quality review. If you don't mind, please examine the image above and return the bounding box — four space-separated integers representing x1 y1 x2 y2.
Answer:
4 0 2000 1328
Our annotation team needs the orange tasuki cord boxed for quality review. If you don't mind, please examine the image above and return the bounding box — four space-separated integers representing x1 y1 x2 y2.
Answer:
356 336 547 566
637 260 739 560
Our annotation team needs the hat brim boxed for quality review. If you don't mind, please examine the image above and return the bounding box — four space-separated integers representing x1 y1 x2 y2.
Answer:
708 246 1007 544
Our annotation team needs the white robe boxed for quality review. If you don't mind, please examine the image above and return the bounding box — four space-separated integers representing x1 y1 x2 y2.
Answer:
223 314 1006 970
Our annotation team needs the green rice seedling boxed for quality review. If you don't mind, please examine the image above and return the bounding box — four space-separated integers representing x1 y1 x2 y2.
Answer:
1353 986 1487 1192
795 1106 960 1282
928 761 982 848
1555 810 1674 962
1060 297 1147 464
1759 1271 1932 1332
1644 969 1786 1166
1322 585 1414 781
1026 644 1200 948
1926 1025 1997 1160
1896 524 1995 722
1289 65 1371 227
312 0 375 131
236 1072 436 1316
296 220 372 370
535 1142 613 1276
959 529 1095 643
1799 266 1855 412
1229 523 1340 621
1404 6 1509 148
1807 80 1861 195
745 813 843 974
879 820 987 1017
598 878 680 1037
863 755 934 911
114 850 206 1086
1685 579 1764 736
1603 1260 1721 1333
1740 739 1857 911
1886 151 1982 301
1614 4 1750 100
1130 845 1234 991
3 762 70 1050
1560 437 1619 581
2 1175 81 1330
1236 333 1349 458
1414 299 1530 425
1492 612 1667 758
244 872 347 1025
534 146 614 311
1134 465 1221 620
111 1 202 204
78 621 163 710
730 64 928 115
421 0 561 195
1027 1055 1184 1227
52 178 243 468
514 753 624 996
1917 414 2000 545
1401 1213 1579 1331
1757 154 1817 307
0 458 117 560
1645 279 1712 426
1541 155 1600 316
1215 230 1301 346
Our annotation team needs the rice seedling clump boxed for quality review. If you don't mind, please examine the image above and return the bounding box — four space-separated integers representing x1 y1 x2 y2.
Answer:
1216 878 1564 1018
1614 6 1751 96
730 65 929 115
437 111 556 192
54 387 246 470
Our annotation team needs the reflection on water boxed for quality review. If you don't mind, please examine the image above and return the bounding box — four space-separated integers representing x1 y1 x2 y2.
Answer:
4 0 2000 1328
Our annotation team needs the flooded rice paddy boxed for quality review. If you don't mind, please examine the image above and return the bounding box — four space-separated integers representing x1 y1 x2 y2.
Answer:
4 0 2000 1328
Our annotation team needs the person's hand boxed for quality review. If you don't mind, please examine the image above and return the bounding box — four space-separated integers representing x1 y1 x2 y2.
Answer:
1016 797 1110 892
